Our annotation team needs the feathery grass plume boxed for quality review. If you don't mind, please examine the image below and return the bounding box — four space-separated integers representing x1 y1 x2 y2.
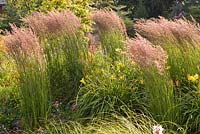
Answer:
4 25 49 129
127 35 168 73
22 10 81 37
4 24 43 64
135 17 200 43
91 9 126 35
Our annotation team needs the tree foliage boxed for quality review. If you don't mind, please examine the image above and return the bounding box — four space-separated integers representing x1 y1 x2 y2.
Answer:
116 0 174 18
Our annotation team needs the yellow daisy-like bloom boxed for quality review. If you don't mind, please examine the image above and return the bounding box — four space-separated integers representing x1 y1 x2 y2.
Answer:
119 75 125 80
140 79 144 84
80 78 86 85
115 48 122 53
116 62 125 70
130 61 136 66
188 74 199 83
166 66 171 70
110 75 116 80
188 75 194 81
194 74 199 80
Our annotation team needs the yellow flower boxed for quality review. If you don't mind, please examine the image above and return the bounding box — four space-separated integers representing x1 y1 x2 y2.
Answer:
80 78 86 85
194 74 199 80
117 62 123 67
110 75 116 80
188 75 194 81
166 66 171 70
115 48 122 53
187 74 199 82
119 75 125 80
140 79 144 84
116 62 125 69
130 61 136 66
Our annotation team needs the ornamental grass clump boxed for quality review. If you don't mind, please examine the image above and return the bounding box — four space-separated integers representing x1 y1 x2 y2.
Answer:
23 10 85 102
91 10 126 60
43 35 85 102
169 42 200 132
45 109 156 134
23 10 81 38
142 67 180 129
135 17 200 85
126 35 168 73
4 25 49 129
91 9 126 34
135 17 200 133
165 41 200 87
126 35 179 128
100 32 125 60
4 25 43 64
135 17 200 44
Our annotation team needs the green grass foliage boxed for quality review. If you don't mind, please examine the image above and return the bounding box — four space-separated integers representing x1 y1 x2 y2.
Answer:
45 108 156 134
77 53 144 118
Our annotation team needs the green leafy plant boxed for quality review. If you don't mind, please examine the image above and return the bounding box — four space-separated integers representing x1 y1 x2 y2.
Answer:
0 86 20 131
76 53 144 118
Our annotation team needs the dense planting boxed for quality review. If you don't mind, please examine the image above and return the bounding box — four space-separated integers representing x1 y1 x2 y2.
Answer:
1 6 200 134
